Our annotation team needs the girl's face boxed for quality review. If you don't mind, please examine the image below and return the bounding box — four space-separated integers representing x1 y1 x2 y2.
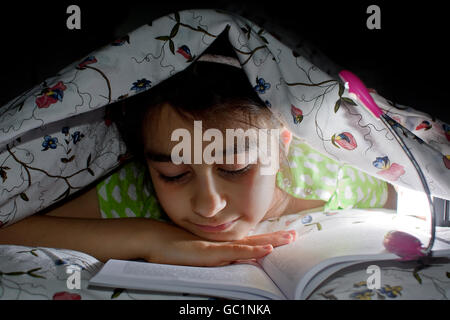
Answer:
142 103 284 241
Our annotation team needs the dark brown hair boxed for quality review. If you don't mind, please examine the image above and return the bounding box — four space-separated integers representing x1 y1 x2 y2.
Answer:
109 31 284 165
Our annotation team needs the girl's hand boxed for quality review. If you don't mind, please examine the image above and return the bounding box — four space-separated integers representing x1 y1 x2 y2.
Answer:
137 221 296 267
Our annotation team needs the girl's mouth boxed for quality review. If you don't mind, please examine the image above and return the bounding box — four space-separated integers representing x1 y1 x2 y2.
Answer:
192 218 240 233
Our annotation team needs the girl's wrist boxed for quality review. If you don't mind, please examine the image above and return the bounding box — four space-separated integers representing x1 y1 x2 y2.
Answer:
130 218 179 262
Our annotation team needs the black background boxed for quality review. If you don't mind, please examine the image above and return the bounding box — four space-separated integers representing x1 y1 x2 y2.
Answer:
1 1 449 122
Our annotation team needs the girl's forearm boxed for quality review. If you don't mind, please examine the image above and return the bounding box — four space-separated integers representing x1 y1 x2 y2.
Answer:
0 215 166 262
0 215 295 267
383 183 398 210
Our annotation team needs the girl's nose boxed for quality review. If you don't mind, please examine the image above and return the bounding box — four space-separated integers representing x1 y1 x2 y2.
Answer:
191 174 227 218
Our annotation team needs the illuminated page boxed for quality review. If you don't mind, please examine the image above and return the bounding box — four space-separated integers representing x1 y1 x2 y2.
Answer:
252 208 443 299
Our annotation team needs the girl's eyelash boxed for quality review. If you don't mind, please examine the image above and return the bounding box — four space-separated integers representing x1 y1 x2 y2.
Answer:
219 164 252 176
159 165 252 183
159 172 188 182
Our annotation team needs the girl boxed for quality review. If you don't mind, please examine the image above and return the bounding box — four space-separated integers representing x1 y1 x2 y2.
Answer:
0 35 397 267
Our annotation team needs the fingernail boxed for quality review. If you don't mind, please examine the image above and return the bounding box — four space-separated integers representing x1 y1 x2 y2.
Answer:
288 230 297 240
283 233 293 240
263 244 273 250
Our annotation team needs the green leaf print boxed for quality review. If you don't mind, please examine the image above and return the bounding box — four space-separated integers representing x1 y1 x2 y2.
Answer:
0 267 45 279
2 271 25 276
155 36 170 41
170 23 180 38
413 271 422 284
341 97 358 106
53 187 70 202
19 192 29 201
169 40 175 54
111 288 125 299
331 135 340 149
334 99 341 113
305 222 322 231
338 83 345 97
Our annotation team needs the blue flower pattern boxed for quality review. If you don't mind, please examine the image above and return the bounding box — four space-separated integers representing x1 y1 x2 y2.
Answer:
131 79 152 93
254 77 270 94
72 131 83 144
42 135 58 151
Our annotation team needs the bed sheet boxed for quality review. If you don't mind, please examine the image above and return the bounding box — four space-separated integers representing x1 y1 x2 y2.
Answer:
309 254 450 300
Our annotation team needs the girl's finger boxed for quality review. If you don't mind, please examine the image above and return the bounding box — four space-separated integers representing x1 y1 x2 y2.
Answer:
208 243 273 266
234 230 297 247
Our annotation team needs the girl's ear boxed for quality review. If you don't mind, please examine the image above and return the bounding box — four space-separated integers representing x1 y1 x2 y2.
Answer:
280 126 293 155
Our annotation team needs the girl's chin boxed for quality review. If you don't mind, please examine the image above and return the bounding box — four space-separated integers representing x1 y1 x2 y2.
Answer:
186 219 250 241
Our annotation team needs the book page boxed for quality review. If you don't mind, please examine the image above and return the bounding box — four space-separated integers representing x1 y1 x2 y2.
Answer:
89 259 286 300
251 208 447 299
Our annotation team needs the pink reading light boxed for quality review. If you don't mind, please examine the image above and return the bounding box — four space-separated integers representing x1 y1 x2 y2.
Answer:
338 69 436 261
383 230 426 261
338 70 384 119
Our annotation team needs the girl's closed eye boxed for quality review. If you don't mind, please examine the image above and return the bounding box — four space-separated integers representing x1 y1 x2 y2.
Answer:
149 161 191 183
158 164 254 183
159 171 190 182
218 163 253 176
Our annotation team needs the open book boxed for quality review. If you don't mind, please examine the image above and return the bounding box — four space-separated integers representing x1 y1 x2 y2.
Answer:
89 208 450 299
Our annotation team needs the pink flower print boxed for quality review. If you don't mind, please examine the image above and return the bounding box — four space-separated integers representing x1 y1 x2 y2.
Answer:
285 219 296 227
111 35 130 46
391 115 403 126
443 123 450 142
415 120 432 131
177 45 195 62
104 107 113 127
444 155 450 169
53 291 82 300
118 153 133 164
376 163 405 181
291 105 303 124
332 132 357 150
36 81 67 109
76 56 97 70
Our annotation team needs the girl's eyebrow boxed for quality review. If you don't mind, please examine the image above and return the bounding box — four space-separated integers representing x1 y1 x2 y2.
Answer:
145 143 251 163
145 150 173 162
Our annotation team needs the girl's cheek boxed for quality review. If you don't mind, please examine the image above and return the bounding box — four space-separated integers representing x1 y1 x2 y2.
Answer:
148 171 185 213
152 185 189 223
233 171 276 221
